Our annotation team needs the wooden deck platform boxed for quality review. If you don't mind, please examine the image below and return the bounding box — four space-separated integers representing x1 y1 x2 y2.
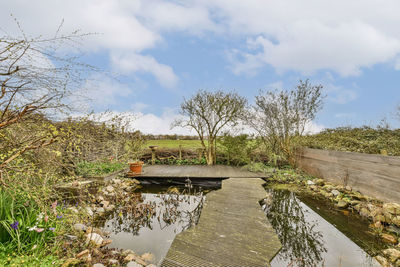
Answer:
130 165 269 179
162 178 282 267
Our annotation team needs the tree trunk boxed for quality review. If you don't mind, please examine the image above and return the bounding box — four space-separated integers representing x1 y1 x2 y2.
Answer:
206 140 215 165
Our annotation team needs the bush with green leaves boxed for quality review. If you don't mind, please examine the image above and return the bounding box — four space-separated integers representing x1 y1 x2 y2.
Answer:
75 160 125 177
297 126 400 156
217 134 259 166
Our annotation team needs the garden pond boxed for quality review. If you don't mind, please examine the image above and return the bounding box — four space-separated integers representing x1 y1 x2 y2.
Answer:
84 179 384 266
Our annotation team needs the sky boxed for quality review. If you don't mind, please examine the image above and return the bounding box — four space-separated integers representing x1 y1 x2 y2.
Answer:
1 0 400 134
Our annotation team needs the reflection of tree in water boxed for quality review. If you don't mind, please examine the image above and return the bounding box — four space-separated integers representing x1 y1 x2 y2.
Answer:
262 188 327 267
96 184 204 236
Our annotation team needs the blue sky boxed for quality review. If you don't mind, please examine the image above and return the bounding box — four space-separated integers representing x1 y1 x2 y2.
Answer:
2 0 400 133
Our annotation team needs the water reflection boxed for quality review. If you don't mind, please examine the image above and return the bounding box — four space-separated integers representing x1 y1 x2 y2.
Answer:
263 188 379 267
95 186 204 266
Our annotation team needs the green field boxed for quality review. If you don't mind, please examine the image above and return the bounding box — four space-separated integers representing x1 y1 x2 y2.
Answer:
146 139 205 149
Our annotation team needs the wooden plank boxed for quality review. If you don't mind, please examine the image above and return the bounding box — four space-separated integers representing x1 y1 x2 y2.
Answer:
297 148 400 203
299 148 400 166
299 151 400 178
132 165 269 179
162 178 281 267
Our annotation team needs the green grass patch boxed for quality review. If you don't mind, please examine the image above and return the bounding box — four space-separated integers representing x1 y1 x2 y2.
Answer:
146 139 205 149
0 252 62 267
76 160 125 177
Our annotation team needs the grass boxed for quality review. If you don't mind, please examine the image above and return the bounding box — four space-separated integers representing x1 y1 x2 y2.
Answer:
75 160 125 177
0 252 62 267
146 139 205 149
0 188 69 266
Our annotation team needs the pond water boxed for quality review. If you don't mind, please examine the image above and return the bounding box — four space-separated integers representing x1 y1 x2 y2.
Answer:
263 185 383 267
96 181 219 266
89 179 383 267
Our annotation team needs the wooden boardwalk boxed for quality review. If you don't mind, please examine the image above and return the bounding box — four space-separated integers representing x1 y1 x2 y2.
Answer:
133 165 269 179
162 178 281 267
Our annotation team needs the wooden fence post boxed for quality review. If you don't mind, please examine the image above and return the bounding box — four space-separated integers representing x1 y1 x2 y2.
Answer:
149 146 158 165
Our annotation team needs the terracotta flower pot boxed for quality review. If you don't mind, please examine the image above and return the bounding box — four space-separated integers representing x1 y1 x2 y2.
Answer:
129 161 144 175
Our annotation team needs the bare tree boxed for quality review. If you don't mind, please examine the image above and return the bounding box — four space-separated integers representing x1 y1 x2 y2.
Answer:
173 90 247 165
0 22 94 169
248 80 324 165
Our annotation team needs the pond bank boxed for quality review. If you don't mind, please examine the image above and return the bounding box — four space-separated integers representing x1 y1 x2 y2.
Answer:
264 169 400 266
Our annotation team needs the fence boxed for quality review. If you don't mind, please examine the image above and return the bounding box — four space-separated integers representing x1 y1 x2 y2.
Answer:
296 148 400 203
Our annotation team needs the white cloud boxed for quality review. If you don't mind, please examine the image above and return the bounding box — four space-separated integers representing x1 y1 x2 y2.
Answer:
131 102 149 113
229 23 400 76
324 83 358 104
304 121 325 135
3 0 400 84
207 0 400 76
111 53 178 88
88 110 193 135
71 75 133 111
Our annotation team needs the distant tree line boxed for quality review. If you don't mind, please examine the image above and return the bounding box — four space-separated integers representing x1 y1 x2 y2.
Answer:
143 134 199 140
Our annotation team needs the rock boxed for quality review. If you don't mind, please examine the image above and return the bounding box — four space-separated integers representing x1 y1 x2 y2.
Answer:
126 262 142 267
93 264 105 267
349 200 361 206
381 233 398 244
367 204 376 211
124 254 139 262
383 203 400 215
105 204 115 212
314 179 324 186
112 178 122 184
371 221 382 229
73 223 87 232
108 259 119 265
392 216 400 227
76 249 90 259
122 249 135 256
65 234 78 240
95 207 105 214
85 207 94 217
374 255 389 267
68 207 79 213
86 233 104 247
307 180 315 185
141 252 155 263
100 200 109 207
323 184 333 191
360 208 370 218
110 250 120 255
321 191 333 198
337 200 349 209
345 185 352 191
106 185 114 193
383 248 400 263
134 258 147 266
310 185 318 191
101 239 113 247
61 258 81 267
331 190 340 197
